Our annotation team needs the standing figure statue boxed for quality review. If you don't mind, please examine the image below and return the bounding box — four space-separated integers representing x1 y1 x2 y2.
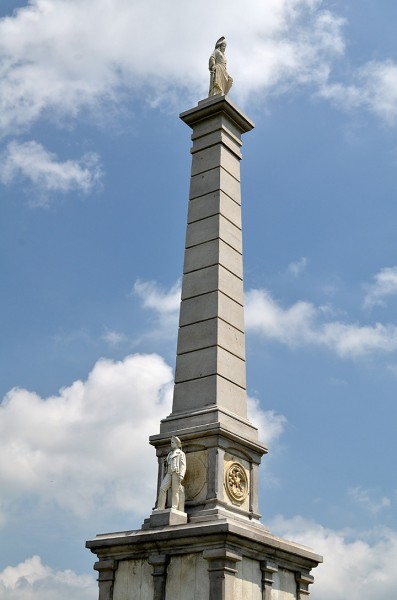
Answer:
156 436 186 511
208 36 233 97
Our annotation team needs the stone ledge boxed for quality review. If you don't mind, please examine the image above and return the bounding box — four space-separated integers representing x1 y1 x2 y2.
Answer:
86 518 323 568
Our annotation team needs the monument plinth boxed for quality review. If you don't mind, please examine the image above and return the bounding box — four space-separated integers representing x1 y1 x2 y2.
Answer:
86 93 322 599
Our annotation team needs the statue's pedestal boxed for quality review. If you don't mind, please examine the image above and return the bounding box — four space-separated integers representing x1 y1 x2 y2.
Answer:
86 518 321 600
142 508 188 530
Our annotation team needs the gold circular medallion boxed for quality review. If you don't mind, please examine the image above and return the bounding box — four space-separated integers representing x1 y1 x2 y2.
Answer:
225 463 248 503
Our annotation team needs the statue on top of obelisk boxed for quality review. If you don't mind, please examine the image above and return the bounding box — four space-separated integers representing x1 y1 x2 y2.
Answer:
208 36 233 96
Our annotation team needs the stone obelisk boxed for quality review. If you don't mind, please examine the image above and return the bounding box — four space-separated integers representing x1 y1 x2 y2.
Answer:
87 39 322 600
147 92 267 528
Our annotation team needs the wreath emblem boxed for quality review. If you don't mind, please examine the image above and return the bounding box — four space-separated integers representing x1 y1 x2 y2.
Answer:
225 463 248 503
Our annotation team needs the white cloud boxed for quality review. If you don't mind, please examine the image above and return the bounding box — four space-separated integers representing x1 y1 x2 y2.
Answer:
133 279 181 315
0 353 173 520
348 487 391 515
0 556 96 600
247 397 287 446
364 267 397 308
245 288 318 346
0 0 395 154
271 516 397 600
287 257 308 277
322 321 397 357
321 60 397 125
0 140 102 201
101 328 127 347
0 0 345 136
245 288 397 358
132 279 181 342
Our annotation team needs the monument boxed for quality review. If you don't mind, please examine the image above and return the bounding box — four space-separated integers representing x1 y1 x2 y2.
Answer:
86 38 322 599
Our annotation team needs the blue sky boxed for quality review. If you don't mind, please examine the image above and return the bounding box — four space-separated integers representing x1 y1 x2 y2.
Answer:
1 1 397 598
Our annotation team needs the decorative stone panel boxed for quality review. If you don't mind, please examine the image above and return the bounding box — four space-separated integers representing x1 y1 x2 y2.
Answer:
113 559 153 600
184 450 208 504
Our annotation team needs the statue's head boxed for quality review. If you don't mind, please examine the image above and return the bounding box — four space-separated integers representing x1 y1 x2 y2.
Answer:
171 435 182 449
215 36 227 50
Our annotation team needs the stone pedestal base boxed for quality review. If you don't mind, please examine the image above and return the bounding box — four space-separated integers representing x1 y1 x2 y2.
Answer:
87 518 322 600
142 508 188 530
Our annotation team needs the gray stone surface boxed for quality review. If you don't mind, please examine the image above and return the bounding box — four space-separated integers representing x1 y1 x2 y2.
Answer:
181 265 244 304
87 519 322 600
191 145 240 180
178 291 244 332
272 570 297 600
190 167 241 203
190 128 242 160
182 97 253 146
187 191 241 225
185 214 242 253
184 450 208 504
157 409 261 452
171 376 247 416
234 557 262 600
176 318 245 360
145 508 187 529
113 559 153 600
166 554 209 600
174 346 246 389
183 239 242 277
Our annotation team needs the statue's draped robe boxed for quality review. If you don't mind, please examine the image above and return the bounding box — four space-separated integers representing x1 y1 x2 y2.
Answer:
209 49 233 96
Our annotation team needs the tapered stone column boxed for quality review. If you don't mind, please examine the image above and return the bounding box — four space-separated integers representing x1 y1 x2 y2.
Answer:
172 94 252 422
174 96 250 421
150 94 267 524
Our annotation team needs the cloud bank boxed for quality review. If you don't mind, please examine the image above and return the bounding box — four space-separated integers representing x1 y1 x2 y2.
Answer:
132 276 397 360
0 0 345 137
0 556 96 600
348 487 391 515
0 141 102 202
133 279 181 315
1 0 396 204
0 353 174 520
245 288 397 358
272 516 397 600
321 60 397 125
247 397 287 447
364 267 397 309
132 279 181 341
1 0 396 132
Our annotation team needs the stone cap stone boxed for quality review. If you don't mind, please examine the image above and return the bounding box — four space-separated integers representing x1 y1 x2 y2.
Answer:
180 95 255 134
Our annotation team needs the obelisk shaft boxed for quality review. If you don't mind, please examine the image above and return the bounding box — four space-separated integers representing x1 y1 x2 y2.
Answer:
173 95 253 421
151 95 266 523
